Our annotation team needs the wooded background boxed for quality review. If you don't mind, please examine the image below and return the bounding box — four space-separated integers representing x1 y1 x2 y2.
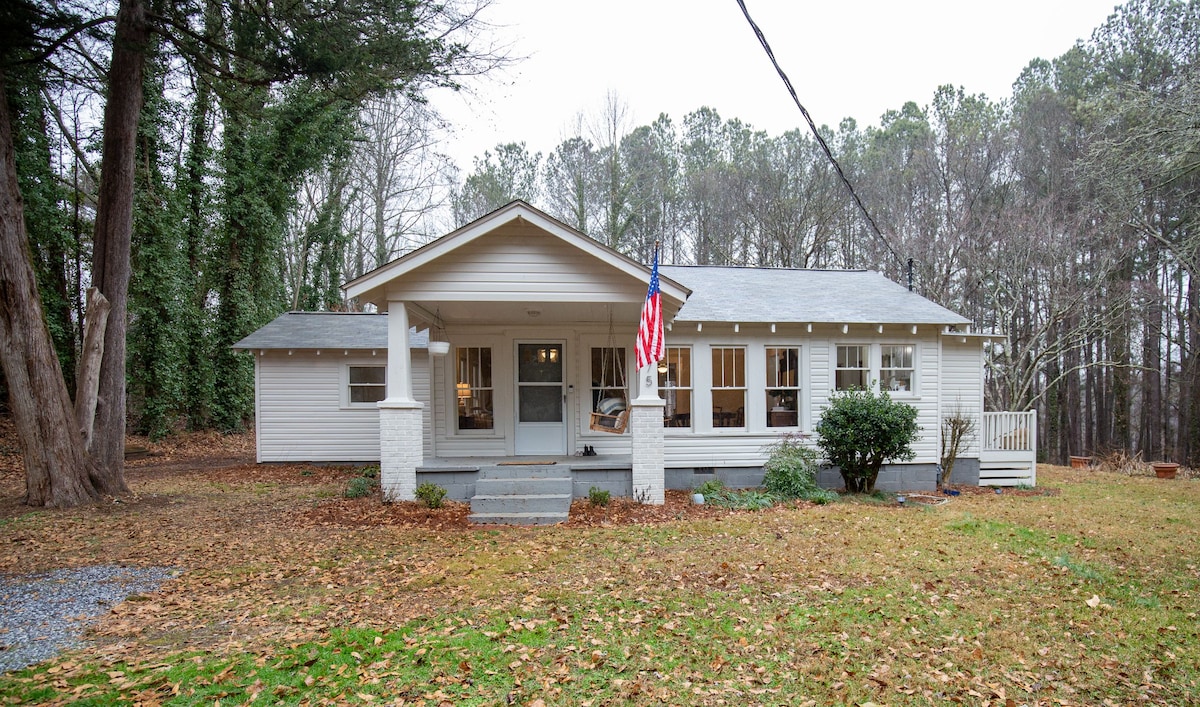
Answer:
4 0 1198 469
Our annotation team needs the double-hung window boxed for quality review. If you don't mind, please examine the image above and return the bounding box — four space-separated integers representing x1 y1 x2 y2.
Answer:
347 366 386 405
835 345 869 391
711 346 746 428
590 346 627 417
455 346 493 430
765 347 800 428
658 347 692 428
881 345 915 393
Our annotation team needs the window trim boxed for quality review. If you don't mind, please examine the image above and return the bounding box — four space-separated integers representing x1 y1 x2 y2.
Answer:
765 346 801 429
831 342 920 398
658 345 693 432
453 344 496 434
711 345 747 430
342 364 387 409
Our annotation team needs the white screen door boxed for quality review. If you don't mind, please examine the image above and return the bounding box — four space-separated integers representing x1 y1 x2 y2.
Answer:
515 342 566 455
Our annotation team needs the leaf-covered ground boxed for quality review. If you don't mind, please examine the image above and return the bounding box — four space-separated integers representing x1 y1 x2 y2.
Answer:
0 424 1197 705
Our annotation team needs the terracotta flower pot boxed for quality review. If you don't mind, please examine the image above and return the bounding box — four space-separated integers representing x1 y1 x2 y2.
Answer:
1069 455 1092 470
1152 462 1179 479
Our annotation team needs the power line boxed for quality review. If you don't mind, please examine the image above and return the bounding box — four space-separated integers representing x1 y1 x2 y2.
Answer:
733 0 907 271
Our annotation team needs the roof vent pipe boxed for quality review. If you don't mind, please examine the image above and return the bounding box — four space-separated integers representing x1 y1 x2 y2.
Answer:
907 258 914 292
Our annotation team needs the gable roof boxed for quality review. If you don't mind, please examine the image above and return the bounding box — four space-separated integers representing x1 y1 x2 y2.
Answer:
342 200 690 309
232 312 426 351
661 266 970 325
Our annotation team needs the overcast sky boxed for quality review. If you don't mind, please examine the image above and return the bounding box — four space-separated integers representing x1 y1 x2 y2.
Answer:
429 0 1120 172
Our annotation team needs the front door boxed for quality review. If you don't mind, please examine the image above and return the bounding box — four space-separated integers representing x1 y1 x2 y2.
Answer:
515 342 566 455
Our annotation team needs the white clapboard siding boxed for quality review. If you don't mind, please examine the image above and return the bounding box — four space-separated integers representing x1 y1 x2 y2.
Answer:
256 354 381 463
664 434 793 468
387 222 646 303
413 351 432 459
940 337 985 457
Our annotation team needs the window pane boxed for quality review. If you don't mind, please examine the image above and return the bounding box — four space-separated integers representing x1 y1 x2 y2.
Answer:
836 369 868 390
766 347 799 427
659 347 691 428
881 345 913 369
350 384 386 403
456 347 493 430
836 345 868 391
519 344 562 383
712 389 745 427
349 366 386 385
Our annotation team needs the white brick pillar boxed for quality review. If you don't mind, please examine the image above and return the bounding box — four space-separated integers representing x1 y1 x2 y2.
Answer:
379 402 422 501
379 301 423 501
630 364 665 504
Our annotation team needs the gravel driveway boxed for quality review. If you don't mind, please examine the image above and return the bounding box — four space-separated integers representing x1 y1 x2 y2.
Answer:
0 565 179 674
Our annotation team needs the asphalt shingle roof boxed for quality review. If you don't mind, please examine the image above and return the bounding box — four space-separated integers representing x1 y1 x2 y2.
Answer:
659 266 970 325
232 312 428 350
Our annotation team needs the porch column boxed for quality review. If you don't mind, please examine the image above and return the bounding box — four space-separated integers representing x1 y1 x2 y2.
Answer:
378 302 423 501
630 363 665 504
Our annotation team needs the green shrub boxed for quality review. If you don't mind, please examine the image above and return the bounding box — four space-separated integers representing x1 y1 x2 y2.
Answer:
695 479 725 498
762 435 839 505
357 464 380 479
587 486 612 507
345 476 375 499
415 483 447 509
815 388 921 494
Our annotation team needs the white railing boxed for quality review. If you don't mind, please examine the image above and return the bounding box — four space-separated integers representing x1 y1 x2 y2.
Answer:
980 411 1037 486
982 411 1037 451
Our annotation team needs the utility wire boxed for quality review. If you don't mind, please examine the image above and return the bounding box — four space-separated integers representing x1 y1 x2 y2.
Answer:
734 0 906 271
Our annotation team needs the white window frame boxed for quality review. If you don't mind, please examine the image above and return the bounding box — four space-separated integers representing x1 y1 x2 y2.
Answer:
880 343 917 397
834 344 870 391
342 364 387 409
454 345 495 434
658 346 693 431
584 342 630 437
765 346 801 429
711 345 747 430
831 343 921 397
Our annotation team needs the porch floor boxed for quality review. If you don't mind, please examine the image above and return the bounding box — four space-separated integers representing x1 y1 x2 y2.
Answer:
417 454 633 472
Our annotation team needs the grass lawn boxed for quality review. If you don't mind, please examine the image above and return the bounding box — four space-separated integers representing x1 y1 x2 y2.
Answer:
0 445 1196 705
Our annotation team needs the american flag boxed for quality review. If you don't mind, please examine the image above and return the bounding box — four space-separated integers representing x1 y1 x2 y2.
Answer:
636 244 663 370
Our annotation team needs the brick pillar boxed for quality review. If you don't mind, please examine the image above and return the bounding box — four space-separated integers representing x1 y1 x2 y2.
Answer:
379 401 422 501
630 399 665 504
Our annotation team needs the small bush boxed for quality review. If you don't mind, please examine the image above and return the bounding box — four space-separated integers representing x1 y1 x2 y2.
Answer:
345 476 375 499
357 464 380 479
815 388 921 493
588 486 611 507
762 434 838 505
695 479 725 498
415 483 447 509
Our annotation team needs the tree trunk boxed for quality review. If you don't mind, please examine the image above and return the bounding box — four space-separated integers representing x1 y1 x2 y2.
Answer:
89 0 148 494
74 287 111 451
0 74 99 508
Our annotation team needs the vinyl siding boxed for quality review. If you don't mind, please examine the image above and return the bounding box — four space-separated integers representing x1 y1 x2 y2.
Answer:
939 337 985 457
255 351 429 463
385 221 647 303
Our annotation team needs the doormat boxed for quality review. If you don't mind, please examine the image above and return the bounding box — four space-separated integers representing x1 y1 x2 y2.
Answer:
498 461 558 466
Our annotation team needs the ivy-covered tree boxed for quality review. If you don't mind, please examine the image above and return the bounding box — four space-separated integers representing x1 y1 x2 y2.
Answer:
815 388 921 494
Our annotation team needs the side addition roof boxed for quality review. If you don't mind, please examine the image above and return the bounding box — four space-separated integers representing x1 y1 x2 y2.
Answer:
660 266 971 326
232 312 427 351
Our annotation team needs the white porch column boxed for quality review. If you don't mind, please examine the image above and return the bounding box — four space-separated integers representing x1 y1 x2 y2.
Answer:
379 302 423 501
630 363 665 504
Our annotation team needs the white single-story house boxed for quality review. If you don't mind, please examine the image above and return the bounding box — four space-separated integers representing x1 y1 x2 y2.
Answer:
234 201 1036 504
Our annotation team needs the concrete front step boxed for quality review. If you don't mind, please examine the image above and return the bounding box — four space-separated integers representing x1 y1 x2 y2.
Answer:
478 463 567 479
469 465 574 525
467 511 569 526
474 476 572 497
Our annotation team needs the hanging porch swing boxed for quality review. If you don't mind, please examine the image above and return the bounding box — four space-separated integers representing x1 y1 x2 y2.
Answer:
588 313 629 434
